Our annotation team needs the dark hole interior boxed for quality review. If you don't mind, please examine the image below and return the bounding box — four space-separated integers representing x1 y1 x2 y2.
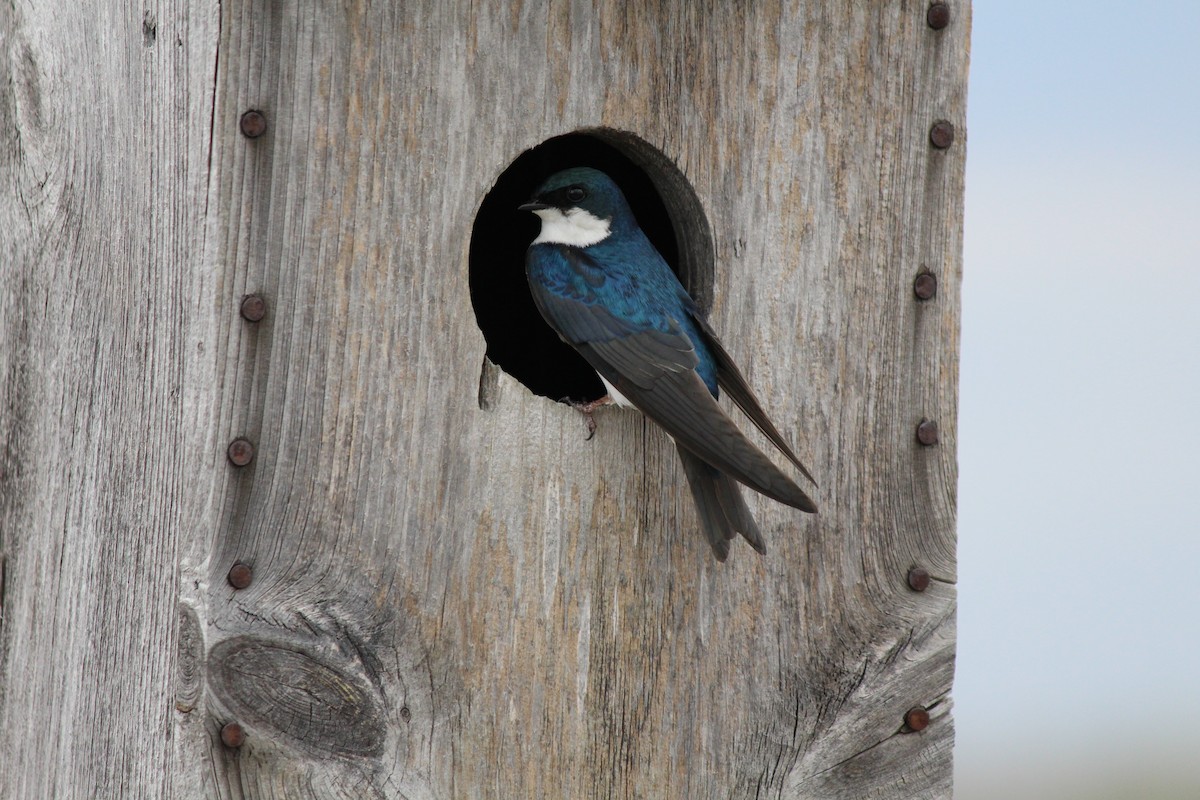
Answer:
469 130 712 405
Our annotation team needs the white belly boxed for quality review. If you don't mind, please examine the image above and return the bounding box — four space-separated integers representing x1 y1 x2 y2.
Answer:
598 374 634 408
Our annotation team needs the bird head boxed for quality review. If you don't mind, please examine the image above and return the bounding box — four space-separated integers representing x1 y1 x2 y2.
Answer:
519 167 635 247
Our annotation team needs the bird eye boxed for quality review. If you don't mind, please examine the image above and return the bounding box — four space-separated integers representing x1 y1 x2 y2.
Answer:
566 186 586 203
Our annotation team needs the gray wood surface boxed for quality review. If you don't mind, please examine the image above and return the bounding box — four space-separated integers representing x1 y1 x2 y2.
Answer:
1 2 968 797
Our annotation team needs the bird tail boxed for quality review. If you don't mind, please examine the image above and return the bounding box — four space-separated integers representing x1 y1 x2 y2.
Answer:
676 444 766 561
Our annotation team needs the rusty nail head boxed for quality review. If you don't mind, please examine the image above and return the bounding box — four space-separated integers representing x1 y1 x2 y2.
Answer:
914 273 938 300
905 706 931 732
227 438 255 466
240 294 267 322
930 120 955 149
228 562 253 590
239 110 267 139
916 420 939 447
907 567 931 592
927 3 951 30
220 722 245 748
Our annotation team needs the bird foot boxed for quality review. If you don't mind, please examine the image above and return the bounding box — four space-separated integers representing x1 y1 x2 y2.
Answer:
560 395 614 441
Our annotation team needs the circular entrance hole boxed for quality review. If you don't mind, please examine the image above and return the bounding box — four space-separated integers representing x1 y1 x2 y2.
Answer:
469 129 714 405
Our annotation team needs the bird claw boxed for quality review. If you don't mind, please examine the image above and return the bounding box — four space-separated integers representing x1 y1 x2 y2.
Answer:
560 395 613 441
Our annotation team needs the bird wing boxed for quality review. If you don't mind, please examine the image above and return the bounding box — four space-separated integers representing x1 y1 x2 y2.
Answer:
527 246 816 512
689 313 818 487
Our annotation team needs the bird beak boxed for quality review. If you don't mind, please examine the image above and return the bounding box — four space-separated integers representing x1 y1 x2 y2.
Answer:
518 201 550 212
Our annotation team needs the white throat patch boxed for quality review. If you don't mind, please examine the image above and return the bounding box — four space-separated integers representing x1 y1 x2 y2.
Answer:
532 207 612 247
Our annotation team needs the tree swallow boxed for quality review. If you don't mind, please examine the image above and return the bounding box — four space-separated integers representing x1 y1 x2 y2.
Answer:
520 167 817 560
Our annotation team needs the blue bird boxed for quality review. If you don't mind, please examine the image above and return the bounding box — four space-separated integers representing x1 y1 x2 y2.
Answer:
520 167 817 560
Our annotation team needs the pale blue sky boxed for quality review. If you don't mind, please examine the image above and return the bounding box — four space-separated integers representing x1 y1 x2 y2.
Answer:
958 2 1200 796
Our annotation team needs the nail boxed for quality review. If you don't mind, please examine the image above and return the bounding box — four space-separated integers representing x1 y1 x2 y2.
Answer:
916 420 939 446
240 294 267 322
227 562 253 590
927 2 951 30
220 721 246 748
905 706 931 732
907 567 931 592
914 273 938 300
929 120 955 149
400 706 412 722
239 110 267 139
227 438 255 467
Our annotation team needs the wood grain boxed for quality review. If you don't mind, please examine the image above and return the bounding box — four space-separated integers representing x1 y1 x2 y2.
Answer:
0 0 220 797
1 1 968 797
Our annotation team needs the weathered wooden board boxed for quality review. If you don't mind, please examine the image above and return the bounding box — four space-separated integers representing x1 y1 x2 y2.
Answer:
0 0 220 797
1 1 967 798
